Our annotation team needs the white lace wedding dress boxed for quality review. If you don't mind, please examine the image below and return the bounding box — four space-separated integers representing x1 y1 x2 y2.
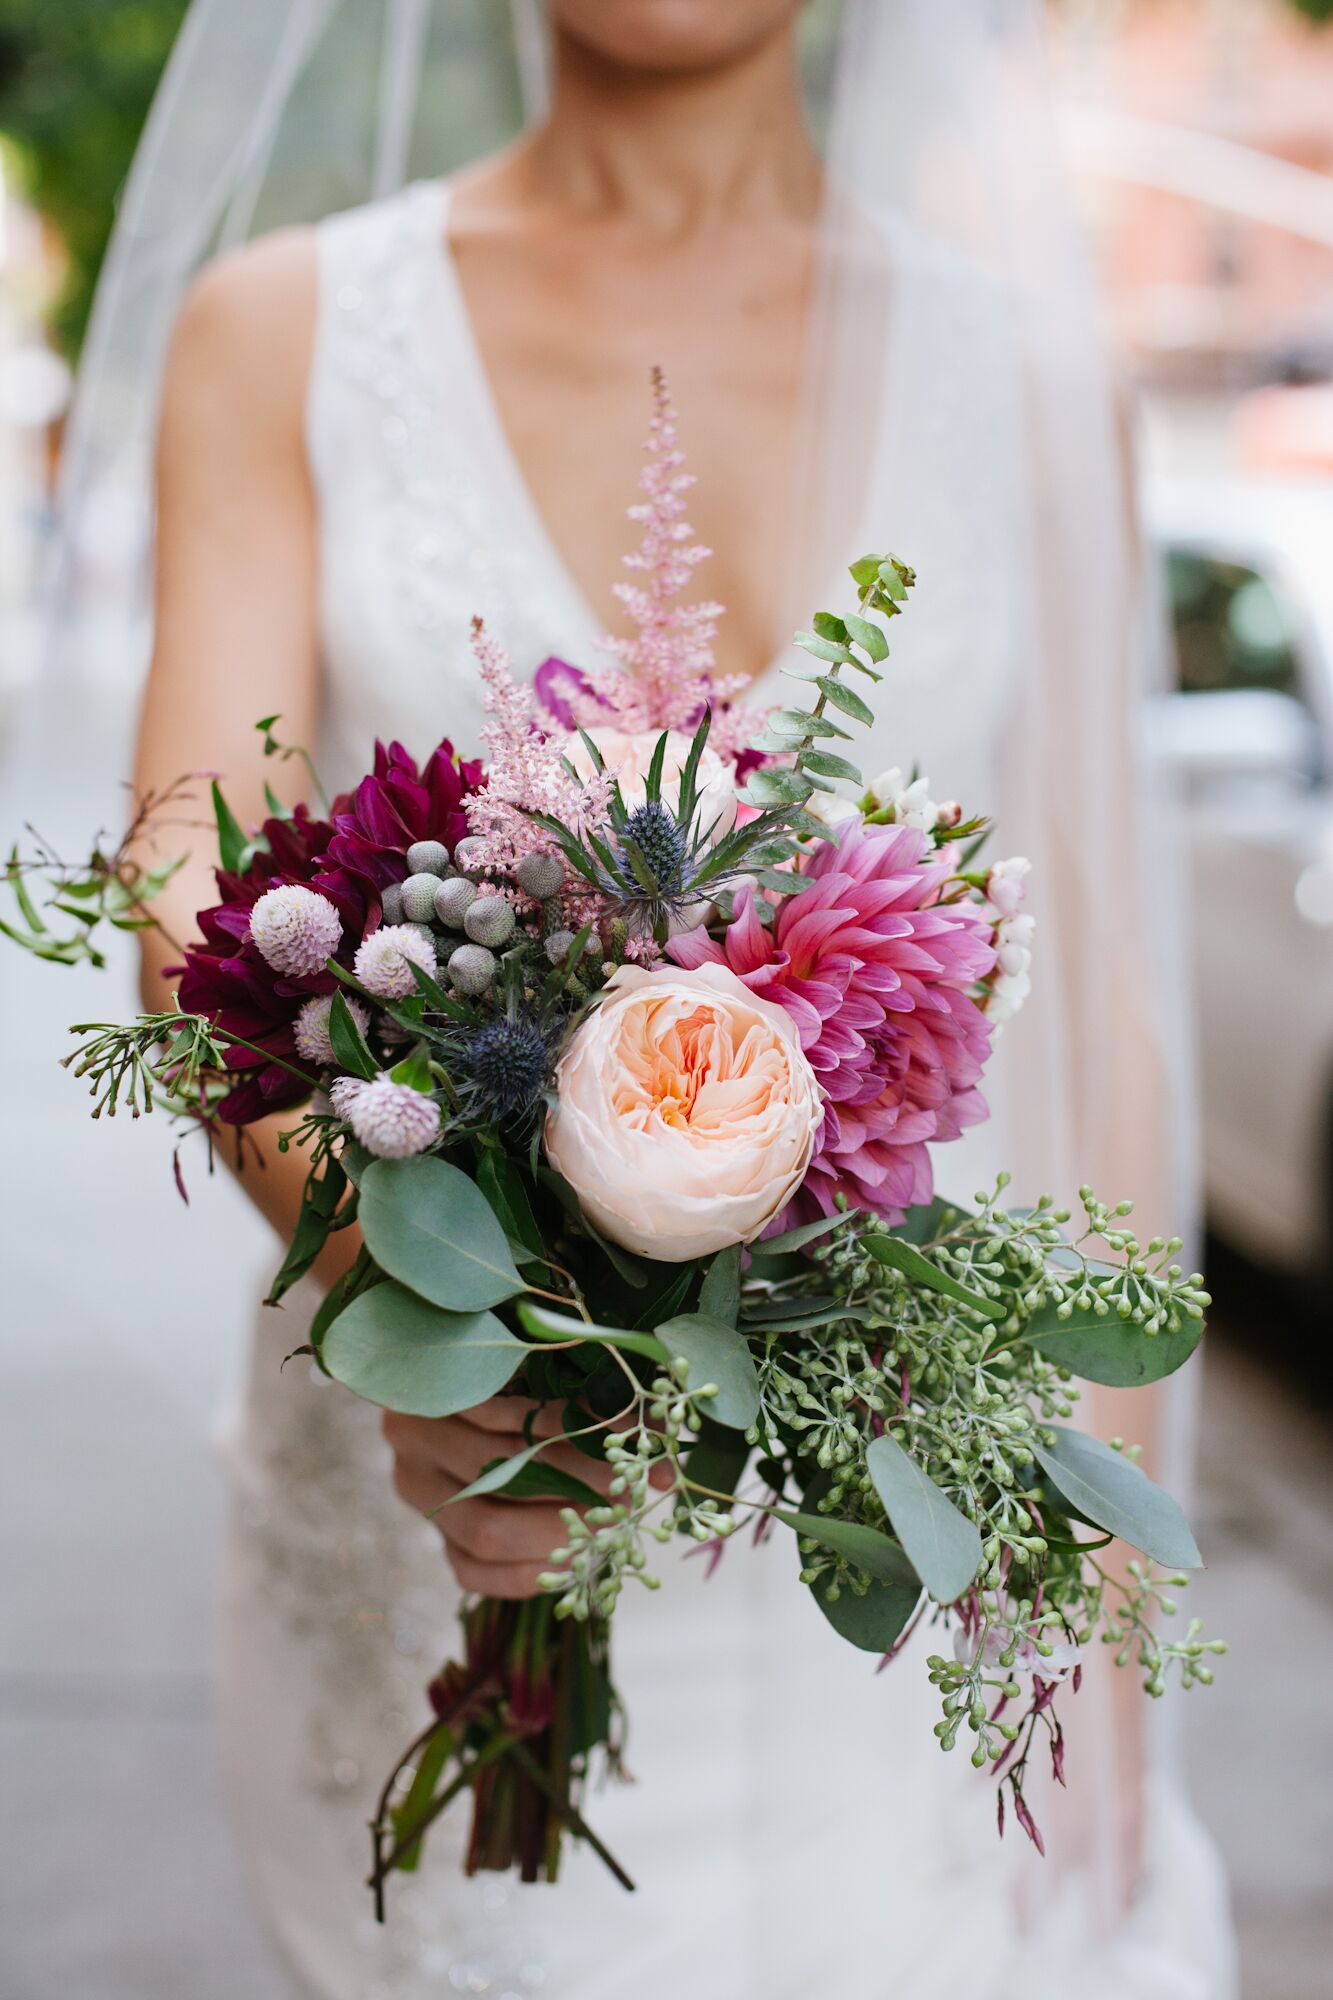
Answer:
216 180 1236 2000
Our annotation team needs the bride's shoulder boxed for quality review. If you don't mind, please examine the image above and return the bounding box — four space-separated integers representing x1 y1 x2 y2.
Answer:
167 227 317 435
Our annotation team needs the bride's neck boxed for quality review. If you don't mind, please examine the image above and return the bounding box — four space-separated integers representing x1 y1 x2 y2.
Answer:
525 26 821 230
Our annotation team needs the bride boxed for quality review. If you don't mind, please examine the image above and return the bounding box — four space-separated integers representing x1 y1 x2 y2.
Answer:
69 0 1237 1992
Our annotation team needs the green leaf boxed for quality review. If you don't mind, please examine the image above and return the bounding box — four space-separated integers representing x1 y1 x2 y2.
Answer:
799 749 863 783
866 1433 983 1603
515 1299 669 1365
447 1442 601 1509
808 1571 919 1652
863 1233 1005 1321
476 1151 546 1266
765 707 853 742
321 1282 524 1416
211 780 248 876
812 612 850 644
1030 1428 1202 1570
265 1153 348 1306
773 1509 919 1587
1023 1302 1204 1387
328 990 378 1080
756 1211 859 1258
843 613 889 662
849 554 883 590
262 783 295 822
815 676 875 726
682 1419 751 1506
655 1313 760 1430
699 1244 741 1327
794 629 857 667
359 1157 524 1312
339 1140 372 1189
740 767 815 810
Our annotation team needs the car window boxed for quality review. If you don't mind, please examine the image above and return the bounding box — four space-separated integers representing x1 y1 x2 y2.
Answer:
1165 549 1303 700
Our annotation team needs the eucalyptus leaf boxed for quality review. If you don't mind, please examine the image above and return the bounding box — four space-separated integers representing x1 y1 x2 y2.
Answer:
843 612 889 662
741 767 816 809
699 1244 741 1327
863 1233 1004 1321
322 1283 524 1416
447 1442 601 1510
799 749 862 783
1030 1428 1202 1570
1024 1302 1204 1387
815 676 875 726
516 1299 669 1365
866 1433 983 1603
894 1195 973 1245
359 1157 524 1311
808 1571 919 1652
773 1509 919 1587
794 629 857 667
655 1313 760 1430
682 1420 751 1507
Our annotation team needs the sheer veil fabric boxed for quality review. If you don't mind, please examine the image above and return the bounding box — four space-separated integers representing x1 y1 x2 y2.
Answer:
34 2 1234 1993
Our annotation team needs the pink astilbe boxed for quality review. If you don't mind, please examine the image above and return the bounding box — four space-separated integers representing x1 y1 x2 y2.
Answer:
668 820 997 1227
537 370 756 762
464 619 614 877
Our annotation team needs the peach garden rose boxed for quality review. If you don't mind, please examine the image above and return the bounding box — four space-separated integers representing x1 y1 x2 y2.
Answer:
544 962 822 1263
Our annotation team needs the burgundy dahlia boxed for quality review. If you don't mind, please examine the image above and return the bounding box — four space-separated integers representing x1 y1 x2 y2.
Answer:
177 740 481 1124
668 820 996 1225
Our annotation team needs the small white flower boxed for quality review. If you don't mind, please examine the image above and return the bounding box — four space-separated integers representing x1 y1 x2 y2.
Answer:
248 885 343 978
987 855 1031 920
293 992 370 1067
869 767 940 832
804 789 862 832
953 1625 1082 1683
330 1075 441 1158
353 923 437 999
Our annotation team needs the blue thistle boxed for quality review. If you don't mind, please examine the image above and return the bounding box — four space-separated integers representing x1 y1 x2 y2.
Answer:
616 802 687 898
460 1016 551 1125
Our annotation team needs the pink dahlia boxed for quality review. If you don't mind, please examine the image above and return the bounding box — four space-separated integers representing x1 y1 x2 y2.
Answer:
668 820 996 1225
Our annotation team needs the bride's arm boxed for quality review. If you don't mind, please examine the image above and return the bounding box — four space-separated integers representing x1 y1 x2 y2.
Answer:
134 234 352 1275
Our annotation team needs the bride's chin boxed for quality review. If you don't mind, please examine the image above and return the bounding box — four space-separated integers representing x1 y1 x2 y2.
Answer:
548 0 802 75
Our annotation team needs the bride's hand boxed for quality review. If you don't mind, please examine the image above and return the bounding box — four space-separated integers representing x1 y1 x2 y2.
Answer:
383 1398 668 1599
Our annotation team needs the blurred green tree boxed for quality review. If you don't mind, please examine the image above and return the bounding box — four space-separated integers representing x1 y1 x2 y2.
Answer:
0 0 188 358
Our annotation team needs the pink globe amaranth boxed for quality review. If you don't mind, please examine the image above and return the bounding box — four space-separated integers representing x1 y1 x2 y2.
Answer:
668 819 997 1226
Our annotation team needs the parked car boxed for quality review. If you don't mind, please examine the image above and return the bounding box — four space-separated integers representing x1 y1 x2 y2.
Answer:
1145 475 1333 1283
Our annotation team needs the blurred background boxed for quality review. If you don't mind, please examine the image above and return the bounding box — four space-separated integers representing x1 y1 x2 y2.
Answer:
1 3 1331 1996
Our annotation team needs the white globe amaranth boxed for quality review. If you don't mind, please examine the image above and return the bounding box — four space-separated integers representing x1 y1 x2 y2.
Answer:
293 992 370 1066
353 922 437 999
248 885 343 978
330 1075 441 1159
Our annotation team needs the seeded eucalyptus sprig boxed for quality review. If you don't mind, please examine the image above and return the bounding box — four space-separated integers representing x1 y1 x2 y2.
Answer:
742 552 916 817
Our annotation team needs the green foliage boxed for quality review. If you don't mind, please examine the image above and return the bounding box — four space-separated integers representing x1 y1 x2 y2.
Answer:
357 1156 525 1313
1030 1428 1201 1571
0 0 189 356
321 1281 524 1416
654 1312 761 1431
866 1432 984 1604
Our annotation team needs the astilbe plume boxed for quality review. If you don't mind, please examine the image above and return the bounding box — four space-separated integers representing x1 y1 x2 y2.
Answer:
533 371 754 763
669 820 997 1225
464 619 615 878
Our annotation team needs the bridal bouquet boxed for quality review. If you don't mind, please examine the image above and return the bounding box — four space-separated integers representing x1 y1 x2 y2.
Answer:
6 376 1220 1907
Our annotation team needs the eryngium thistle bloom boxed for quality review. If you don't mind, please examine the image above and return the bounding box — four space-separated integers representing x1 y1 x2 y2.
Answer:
354 923 437 999
248 885 343 977
460 1017 552 1125
293 992 370 1066
617 801 687 898
330 1075 441 1158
